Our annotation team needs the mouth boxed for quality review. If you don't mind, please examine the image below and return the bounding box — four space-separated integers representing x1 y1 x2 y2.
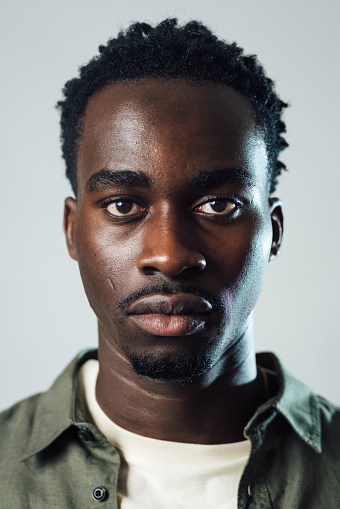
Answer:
127 293 213 336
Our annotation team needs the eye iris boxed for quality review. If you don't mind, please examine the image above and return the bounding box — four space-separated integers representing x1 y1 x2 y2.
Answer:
210 200 228 213
115 201 133 214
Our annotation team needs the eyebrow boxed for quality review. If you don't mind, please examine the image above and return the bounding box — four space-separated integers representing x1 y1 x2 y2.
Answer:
86 166 254 193
191 168 255 189
86 169 151 192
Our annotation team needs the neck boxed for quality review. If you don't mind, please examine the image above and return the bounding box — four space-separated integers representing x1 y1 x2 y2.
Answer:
96 317 265 444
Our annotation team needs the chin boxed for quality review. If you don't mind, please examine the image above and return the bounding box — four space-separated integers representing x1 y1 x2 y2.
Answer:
128 352 214 382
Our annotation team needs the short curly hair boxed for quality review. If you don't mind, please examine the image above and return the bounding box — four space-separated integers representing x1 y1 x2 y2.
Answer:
57 18 288 195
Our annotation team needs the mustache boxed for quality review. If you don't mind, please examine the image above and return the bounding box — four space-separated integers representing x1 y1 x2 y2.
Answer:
118 281 225 312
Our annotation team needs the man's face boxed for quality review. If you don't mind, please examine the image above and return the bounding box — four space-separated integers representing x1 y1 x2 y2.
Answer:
65 80 281 381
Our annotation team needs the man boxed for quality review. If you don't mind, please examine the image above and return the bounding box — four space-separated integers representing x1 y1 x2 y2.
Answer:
1 19 339 508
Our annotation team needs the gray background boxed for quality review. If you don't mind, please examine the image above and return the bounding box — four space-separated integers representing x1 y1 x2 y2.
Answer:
1 0 339 411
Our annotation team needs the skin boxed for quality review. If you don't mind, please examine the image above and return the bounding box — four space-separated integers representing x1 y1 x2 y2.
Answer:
64 80 283 444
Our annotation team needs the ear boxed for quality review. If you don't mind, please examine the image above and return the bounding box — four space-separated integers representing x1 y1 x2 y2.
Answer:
268 197 284 261
64 197 78 261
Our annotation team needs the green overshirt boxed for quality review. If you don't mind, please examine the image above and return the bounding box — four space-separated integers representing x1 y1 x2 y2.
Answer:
1 349 340 508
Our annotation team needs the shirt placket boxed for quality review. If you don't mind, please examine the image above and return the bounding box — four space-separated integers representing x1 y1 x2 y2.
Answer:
76 424 121 508
238 422 274 509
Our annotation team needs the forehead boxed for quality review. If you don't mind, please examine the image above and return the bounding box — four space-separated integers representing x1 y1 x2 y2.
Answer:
77 80 268 193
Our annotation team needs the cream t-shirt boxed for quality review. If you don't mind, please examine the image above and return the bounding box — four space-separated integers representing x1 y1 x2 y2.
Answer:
78 360 251 509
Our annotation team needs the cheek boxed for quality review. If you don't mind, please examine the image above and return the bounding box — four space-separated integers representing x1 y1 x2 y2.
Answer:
74 220 139 311
218 217 272 306
235 218 272 303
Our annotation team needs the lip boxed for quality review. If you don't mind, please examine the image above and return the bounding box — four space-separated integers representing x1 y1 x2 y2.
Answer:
127 293 212 336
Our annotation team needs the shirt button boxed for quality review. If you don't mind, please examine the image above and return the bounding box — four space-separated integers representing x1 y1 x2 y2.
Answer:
92 486 108 501
78 428 93 441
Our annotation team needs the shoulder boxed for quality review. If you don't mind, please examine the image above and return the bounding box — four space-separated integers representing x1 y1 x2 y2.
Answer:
0 353 86 507
0 393 42 460
316 394 340 447
0 392 41 422
256 352 340 460
317 393 340 416
0 350 97 463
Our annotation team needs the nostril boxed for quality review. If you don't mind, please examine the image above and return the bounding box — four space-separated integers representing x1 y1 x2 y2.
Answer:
178 259 207 277
141 265 161 276
138 252 206 278
177 264 206 279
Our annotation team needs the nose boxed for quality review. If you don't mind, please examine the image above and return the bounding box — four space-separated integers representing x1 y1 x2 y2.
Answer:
137 215 206 278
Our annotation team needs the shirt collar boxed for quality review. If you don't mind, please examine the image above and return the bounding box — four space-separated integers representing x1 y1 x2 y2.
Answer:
21 349 98 461
21 349 322 460
246 352 322 453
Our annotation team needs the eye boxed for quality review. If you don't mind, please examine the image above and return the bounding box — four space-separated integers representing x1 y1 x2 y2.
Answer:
195 199 237 216
105 199 146 217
